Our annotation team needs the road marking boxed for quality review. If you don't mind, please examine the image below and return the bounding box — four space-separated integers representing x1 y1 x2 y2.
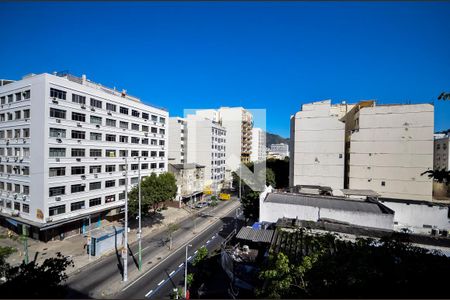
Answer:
157 280 165 286
145 290 153 297
194 250 198 254
169 270 175 276
178 263 184 268
187 256 192 260
206 240 211 244
212 235 216 239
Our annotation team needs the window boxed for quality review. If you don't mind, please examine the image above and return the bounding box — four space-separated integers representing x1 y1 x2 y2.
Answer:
15 110 21 120
119 192 125 200
90 132 102 141
131 150 139 157
0 96 5 105
23 148 30 158
120 121 129 129
106 103 116 112
142 163 149 170
105 134 116 142
105 165 116 172
105 194 116 203
50 88 66 100
106 149 116 157
14 129 20 138
89 198 101 207
119 164 126 171
105 180 116 188
151 127 157 133
159 151 165 157
151 163 157 169
90 149 102 157
71 148 85 157
49 205 66 216
141 150 149 157
131 164 138 170
71 130 85 139
71 200 85 211
159 128 165 135
90 165 102 174
71 184 85 194
22 166 30 176
160 117 166 124
90 115 102 125
131 177 138 185
90 98 102 109
142 125 149 132
72 94 86 104
22 204 29 213
23 185 29 195
106 119 116 127
0 114 4 122
14 202 20 211
159 140 165 146
119 150 128 157
24 109 30 119
119 136 128 143
131 137 140 144
90 182 101 190
50 128 66 138
49 186 65 197
131 123 139 131
71 166 85 175
151 151 157 157
132 110 140 117
50 108 66 119
119 178 126 186
72 112 86 122
49 148 66 157
159 163 165 169
49 167 65 177
142 112 149 120
142 138 149 145
23 90 30 99
15 92 22 101
14 184 20 193
151 115 158 121
7 95 13 103
120 107 129 115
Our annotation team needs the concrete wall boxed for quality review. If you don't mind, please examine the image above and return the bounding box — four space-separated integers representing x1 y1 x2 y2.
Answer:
348 104 434 201
168 117 185 164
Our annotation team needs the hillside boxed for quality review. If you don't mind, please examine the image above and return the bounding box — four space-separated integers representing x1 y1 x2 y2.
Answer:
266 132 289 147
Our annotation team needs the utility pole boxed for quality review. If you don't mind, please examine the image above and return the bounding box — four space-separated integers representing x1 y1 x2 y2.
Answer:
88 215 91 262
138 156 142 271
185 244 192 298
123 157 128 282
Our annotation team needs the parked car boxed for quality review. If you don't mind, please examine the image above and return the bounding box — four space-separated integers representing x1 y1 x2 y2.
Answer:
195 202 209 208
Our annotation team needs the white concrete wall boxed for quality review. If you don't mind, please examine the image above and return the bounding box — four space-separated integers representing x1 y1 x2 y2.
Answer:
290 100 346 189
380 200 450 234
349 104 434 201
251 127 266 162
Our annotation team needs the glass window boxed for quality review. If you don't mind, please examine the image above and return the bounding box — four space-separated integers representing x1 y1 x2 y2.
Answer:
106 119 116 127
90 115 102 125
131 137 140 144
49 148 66 157
151 115 158 121
131 123 139 131
105 180 116 188
72 112 86 122
24 109 30 119
71 130 85 139
90 149 102 157
49 186 65 197
120 121 128 129
50 108 66 119
90 98 102 109
90 132 102 141
106 103 116 112
50 88 66 100
120 107 129 115
49 128 66 138
71 185 85 194
119 136 128 143
71 200 85 211
89 198 101 207
105 194 116 203
49 204 66 216
49 167 65 177
142 112 149 120
90 182 101 190
160 117 166 124
132 110 140 117
71 166 85 175
106 149 116 157
22 204 29 213
72 94 86 104
105 165 116 172
71 148 85 157
90 165 102 174
106 134 116 142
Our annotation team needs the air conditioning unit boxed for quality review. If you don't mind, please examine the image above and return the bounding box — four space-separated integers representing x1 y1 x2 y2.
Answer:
56 138 62 143
81 104 86 109
144 133 148 137
55 158 60 162
107 111 112 115
12 211 19 217
6 140 9 145
81 183 86 187
55 196 61 201
122 171 127 176
56 119 61 123
77 139 81 143
13 194 18 199
81 175 86 180
96 124 100 128
46 217 53 222
94 157 97 160
52 99 58 104
22 195 27 200
23 139 26 144
6 157 9 162
94 174 98 178
77 122 82 127
14 156 18 162
76 158 81 162
91 107 95 112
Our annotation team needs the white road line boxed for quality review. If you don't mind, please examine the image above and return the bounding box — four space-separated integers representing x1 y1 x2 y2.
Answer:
194 250 198 254
157 280 165 286
178 263 184 268
212 236 216 239
187 256 192 260
169 270 175 276
145 290 153 297
206 240 210 244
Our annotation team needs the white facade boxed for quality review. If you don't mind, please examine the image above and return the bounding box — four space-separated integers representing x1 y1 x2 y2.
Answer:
347 103 434 201
0 73 168 233
250 127 266 162
269 143 289 159
290 100 349 189
168 117 186 164
434 135 449 171
185 114 226 189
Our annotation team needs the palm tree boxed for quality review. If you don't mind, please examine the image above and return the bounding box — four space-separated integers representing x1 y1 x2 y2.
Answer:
437 92 450 101
420 169 450 183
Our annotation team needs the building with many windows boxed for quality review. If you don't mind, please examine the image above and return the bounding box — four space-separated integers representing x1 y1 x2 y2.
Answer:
434 133 449 171
0 72 168 241
250 127 266 162
168 117 186 164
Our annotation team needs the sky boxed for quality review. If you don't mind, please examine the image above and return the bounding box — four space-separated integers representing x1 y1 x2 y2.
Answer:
1 1 450 138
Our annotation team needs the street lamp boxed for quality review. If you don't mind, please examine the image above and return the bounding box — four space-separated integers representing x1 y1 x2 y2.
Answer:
185 244 192 298
123 157 129 282
137 156 142 271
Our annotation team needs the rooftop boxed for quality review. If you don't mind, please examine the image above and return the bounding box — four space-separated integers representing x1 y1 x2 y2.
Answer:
264 192 394 215
170 163 205 170
236 226 275 244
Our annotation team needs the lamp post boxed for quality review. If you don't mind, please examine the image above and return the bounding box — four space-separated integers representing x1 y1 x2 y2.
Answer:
185 244 192 298
138 156 142 271
123 157 128 282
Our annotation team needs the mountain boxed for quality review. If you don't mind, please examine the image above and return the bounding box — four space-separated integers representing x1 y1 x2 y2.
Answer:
266 132 289 147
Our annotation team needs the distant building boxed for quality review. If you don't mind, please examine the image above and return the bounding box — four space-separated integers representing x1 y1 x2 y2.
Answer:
168 117 186 164
269 143 289 159
434 133 449 171
250 128 266 162
168 163 205 205
290 100 434 201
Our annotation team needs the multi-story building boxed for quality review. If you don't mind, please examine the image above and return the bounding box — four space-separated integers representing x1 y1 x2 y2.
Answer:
168 163 205 205
434 133 449 171
269 143 289 159
195 107 253 172
168 117 186 164
250 127 266 162
0 72 168 241
290 99 434 201
185 114 226 191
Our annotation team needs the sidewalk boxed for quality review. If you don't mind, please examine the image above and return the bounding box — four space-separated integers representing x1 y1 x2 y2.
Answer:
0 205 193 273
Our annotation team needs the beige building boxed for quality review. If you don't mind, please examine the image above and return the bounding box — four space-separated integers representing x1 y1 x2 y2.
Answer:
290 100 434 201
434 133 449 171
168 163 205 205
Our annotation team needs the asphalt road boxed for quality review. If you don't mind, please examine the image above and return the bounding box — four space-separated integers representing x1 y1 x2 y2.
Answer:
65 200 240 299
116 207 241 299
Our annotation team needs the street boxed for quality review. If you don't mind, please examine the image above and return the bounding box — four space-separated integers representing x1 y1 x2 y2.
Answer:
65 200 241 298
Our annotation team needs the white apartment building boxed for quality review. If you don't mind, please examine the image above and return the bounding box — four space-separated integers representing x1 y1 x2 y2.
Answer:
195 107 253 172
290 100 434 201
185 114 226 190
269 143 289 159
290 100 349 189
250 127 266 162
434 134 449 171
0 72 168 241
168 117 186 164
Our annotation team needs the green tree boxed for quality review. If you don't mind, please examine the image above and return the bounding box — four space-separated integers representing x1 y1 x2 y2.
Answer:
192 246 208 267
437 92 450 100
420 169 450 183
128 172 177 216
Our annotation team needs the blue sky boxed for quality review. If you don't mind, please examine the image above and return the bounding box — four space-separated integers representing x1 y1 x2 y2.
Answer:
1 2 449 138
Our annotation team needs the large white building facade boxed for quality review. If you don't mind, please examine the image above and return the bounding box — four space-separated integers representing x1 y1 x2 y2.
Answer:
290 100 434 201
168 117 186 164
250 127 266 162
0 73 168 241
